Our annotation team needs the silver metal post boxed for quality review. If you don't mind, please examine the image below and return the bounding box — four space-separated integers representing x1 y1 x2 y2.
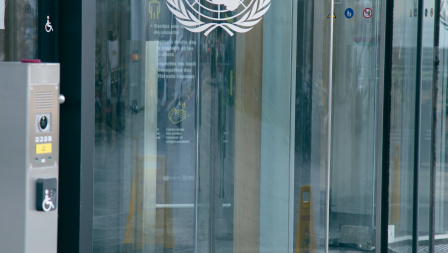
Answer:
289 0 298 252
325 0 335 252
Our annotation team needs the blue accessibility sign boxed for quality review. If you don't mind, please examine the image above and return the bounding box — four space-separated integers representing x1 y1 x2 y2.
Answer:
345 8 354 19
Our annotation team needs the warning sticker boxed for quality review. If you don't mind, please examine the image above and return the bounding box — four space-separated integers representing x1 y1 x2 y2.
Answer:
0 0 4 29
363 8 373 19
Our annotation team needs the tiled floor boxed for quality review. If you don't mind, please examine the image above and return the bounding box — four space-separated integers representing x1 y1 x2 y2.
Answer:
388 243 448 253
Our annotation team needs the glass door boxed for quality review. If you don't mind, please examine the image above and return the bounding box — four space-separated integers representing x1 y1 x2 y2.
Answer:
326 0 382 251
386 0 420 250
386 0 448 252
93 0 301 252
93 0 386 252
434 0 448 248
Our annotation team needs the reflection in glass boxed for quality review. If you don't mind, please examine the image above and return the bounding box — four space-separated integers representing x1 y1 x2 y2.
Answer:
417 0 435 249
387 0 419 251
93 0 390 252
94 0 300 252
0 0 38 61
293 0 330 252
435 0 448 250
94 0 197 251
327 0 382 251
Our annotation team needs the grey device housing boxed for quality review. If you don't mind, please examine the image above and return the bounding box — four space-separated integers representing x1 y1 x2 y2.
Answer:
0 63 60 253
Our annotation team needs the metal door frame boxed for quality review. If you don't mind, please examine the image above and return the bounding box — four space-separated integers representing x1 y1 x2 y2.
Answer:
57 0 95 252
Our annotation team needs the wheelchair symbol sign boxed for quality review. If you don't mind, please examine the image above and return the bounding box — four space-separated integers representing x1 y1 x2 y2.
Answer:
45 16 53 32
345 8 354 19
42 189 55 212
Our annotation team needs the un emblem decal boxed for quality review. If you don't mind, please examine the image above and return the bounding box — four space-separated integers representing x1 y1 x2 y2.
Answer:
167 0 271 36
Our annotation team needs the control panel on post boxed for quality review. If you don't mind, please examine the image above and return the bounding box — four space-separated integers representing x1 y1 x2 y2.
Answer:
0 62 62 253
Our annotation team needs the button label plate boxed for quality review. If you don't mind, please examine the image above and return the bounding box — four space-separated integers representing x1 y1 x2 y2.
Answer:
36 143 52 154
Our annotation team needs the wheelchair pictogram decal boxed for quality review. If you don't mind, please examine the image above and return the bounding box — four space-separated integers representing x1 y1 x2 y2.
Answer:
45 16 54 33
42 189 55 212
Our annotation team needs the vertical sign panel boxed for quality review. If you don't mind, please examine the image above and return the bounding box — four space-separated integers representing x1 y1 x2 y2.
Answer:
38 0 58 62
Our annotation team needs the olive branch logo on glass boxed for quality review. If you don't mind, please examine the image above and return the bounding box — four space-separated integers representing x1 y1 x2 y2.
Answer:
166 0 271 36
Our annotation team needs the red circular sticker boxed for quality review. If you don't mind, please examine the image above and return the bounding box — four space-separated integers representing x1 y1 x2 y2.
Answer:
363 8 373 18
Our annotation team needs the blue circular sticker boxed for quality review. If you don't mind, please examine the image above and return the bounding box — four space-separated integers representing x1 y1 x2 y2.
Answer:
345 8 354 19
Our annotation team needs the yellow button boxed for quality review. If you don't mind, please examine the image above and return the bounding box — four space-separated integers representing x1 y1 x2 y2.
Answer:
36 144 52 154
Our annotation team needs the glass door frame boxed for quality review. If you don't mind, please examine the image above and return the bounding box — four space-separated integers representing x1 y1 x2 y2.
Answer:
56 0 95 252
378 0 391 251
378 0 393 251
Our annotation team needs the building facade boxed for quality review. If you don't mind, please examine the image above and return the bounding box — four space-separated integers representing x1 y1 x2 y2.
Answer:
1 0 448 252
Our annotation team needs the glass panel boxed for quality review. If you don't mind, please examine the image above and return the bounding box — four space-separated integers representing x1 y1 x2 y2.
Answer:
435 0 448 251
93 0 392 252
417 0 436 249
0 0 38 61
387 0 419 251
388 1 448 251
94 0 198 250
93 0 339 252
327 0 382 251
417 1 448 251
293 0 331 252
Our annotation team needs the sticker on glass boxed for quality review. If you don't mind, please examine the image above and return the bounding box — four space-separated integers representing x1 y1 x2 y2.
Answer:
345 8 354 19
363 8 373 19
166 0 271 36
45 16 54 32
